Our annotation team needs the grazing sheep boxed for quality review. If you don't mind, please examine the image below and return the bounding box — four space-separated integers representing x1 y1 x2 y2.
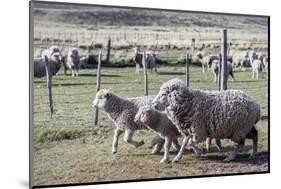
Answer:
211 60 234 83
134 106 183 163
133 47 157 73
64 48 80 76
92 90 173 154
152 79 260 162
232 52 251 70
34 46 63 77
197 55 218 73
251 59 264 79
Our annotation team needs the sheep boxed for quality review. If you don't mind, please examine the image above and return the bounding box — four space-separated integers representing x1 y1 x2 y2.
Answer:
197 55 218 73
41 46 62 60
92 90 174 154
232 52 251 70
152 79 260 162
251 59 264 79
134 106 182 163
132 47 157 73
64 48 80 76
211 60 234 83
34 46 63 77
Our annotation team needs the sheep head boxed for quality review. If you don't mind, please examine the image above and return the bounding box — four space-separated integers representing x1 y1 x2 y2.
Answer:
92 89 112 109
134 105 154 125
152 79 186 109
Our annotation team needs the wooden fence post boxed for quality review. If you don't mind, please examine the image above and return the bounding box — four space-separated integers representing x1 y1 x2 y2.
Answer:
191 38 195 56
94 50 102 125
220 29 228 90
186 53 191 87
106 38 111 64
143 52 148 96
44 55 54 118
217 53 222 91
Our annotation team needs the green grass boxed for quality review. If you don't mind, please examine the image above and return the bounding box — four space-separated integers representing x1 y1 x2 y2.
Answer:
32 65 268 186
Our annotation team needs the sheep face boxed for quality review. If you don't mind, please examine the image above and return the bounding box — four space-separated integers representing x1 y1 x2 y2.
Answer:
152 90 169 110
153 79 186 109
92 90 111 109
134 106 153 125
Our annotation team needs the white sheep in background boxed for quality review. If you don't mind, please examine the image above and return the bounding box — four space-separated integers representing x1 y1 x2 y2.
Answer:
135 106 199 163
197 54 218 73
251 59 264 79
132 47 157 73
152 79 260 162
211 60 234 83
34 46 63 77
64 48 80 76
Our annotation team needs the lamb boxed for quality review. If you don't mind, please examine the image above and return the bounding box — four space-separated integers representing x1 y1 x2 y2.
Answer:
251 59 264 79
211 60 234 83
134 106 182 163
34 47 63 77
152 79 260 162
92 90 173 154
64 48 80 76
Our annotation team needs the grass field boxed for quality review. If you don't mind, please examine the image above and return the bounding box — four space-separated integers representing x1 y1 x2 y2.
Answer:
32 65 269 186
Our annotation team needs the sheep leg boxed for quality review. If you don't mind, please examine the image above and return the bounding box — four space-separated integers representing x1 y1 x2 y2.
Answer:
71 69 75 77
223 139 245 162
135 63 140 73
151 139 164 154
172 138 181 151
173 136 189 163
246 127 258 159
149 135 164 149
205 137 212 152
123 129 144 147
189 138 202 155
112 128 124 154
160 137 172 163
214 139 223 152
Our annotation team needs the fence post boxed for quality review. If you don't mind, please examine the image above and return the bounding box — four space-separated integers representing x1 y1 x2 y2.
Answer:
220 29 228 90
106 38 111 64
191 38 195 56
143 52 148 96
217 53 222 91
94 50 102 125
186 53 191 87
44 56 54 118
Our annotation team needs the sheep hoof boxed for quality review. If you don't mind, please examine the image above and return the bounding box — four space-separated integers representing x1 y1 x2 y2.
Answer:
160 158 169 163
112 150 117 154
172 156 181 163
151 149 161 154
223 156 235 162
249 150 256 159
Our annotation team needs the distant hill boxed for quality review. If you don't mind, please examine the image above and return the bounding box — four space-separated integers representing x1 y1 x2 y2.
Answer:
32 2 268 31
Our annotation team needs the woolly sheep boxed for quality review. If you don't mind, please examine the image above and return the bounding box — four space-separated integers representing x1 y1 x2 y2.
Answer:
152 79 260 162
64 48 80 77
211 60 234 83
92 90 172 154
34 46 63 77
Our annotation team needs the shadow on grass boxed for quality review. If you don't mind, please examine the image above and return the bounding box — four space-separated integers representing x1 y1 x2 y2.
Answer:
197 151 268 165
157 71 186 76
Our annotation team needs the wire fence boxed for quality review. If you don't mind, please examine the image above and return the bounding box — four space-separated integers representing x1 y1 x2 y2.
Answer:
32 30 269 130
